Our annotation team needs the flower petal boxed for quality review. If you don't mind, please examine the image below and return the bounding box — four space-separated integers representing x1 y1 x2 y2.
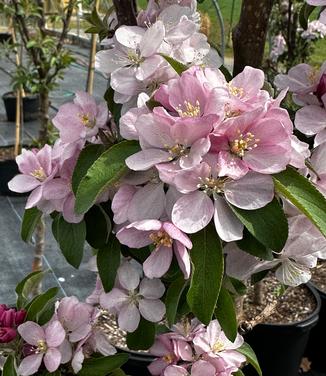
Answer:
44 348 62 373
139 298 166 323
18 354 43 376
45 321 66 347
18 322 45 346
118 303 140 332
143 246 173 279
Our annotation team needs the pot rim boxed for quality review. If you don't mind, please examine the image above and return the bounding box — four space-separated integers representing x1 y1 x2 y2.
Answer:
2 91 40 99
253 283 321 329
308 281 326 299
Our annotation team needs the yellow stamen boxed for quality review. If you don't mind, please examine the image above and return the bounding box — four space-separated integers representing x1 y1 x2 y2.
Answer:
227 83 244 98
213 341 225 353
230 131 259 157
79 113 96 129
37 339 47 353
149 231 173 248
163 354 174 364
177 100 201 118
30 167 47 182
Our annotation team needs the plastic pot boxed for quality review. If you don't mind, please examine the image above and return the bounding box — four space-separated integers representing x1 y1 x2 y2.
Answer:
119 348 154 376
305 283 326 373
243 284 321 376
0 157 26 197
2 92 40 122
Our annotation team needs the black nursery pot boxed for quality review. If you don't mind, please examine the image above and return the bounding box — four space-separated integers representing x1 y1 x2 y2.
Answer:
305 283 326 373
119 348 154 376
243 285 321 376
0 157 24 196
2 92 40 122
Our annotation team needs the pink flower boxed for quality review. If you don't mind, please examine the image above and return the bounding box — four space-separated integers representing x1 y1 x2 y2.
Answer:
100 260 166 332
18 321 65 376
169 157 274 240
148 334 179 375
210 110 292 179
0 327 17 343
164 361 217 376
0 306 26 343
116 220 193 279
56 296 93 343
8 145 58 209
52 91 108 144
310 143 326 195
193 320 245 370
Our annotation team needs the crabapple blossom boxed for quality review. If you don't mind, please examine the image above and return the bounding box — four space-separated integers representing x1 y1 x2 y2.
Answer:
0 305 26 343
301 20 326 40
100 260 166 332
193 320 245 370
52 91 108 145
168 156 274 240
116 220 192 278
18 321 65 375
309 143 326 195
270 34 287 62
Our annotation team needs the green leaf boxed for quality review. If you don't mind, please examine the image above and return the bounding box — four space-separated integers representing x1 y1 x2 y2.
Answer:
215 287 237 342
97 236 121 293
21 207 42 243
160 54 188 75
109 370 127 376
236 229 273 261
238 343 262 376
126 318 156 350
3 355 17 376
230 198 288 252
187 225 224 324
273 167 326 238
53 216 86 269
72 144 106 194
15 271 46 309
38 302 56 326
85 205 112 249
78 354 129 376
165 276 188 327
299 3 315 29
233 370 245 376
75 141 140 214
104 87 122 123
219 64 232 82
26 287 59 321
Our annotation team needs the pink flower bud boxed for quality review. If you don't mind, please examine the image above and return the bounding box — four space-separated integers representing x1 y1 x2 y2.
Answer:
316 73 326 101
15 309 27 326
1 309 15 327
0 327 17 343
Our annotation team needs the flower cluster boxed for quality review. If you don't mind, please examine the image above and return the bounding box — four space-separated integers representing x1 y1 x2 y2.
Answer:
8 91 109 223
0 305 26 343
16 295 115 376
148 319 245 376
95 0 221 112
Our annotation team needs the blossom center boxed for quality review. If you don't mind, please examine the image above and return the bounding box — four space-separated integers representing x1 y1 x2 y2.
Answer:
227 83 244 98
127 49 144 65
30 167 47 181
36 339 47 353
128 290 140 304
163 354 174 364
212 341 225 353
230 130 259 157
198 176 227 195
176 100 201 118
149 231 173 248
168 144 187 159
224 103 242 118
79 113 96 129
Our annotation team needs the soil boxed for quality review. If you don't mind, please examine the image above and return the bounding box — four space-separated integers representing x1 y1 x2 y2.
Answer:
243 275 317 325
311 261 326 293
0 146 15 162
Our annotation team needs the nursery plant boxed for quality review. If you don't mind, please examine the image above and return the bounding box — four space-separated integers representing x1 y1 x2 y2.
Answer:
3 0 326 375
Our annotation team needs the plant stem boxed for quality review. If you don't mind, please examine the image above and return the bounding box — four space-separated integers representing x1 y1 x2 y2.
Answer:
38 89 50 146
32 216 45 296
254 280 264 306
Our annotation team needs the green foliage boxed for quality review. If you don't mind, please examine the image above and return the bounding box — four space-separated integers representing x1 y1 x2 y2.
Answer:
236 229 274 261
126 318 156 350
77 354 129 376
273 167 326 238
85 204 112 249
52 215 86 268
21 207 42 243
300 3 316 29
231 198 289 252
238 343 262 376
165 276 188 327
215 287 237 342
97 236 121 293
160 54 188 75
15 270 47 309
84 6 113 41
75 141 140 214
2 355 17 376
26 287 59 322
187 225 224 325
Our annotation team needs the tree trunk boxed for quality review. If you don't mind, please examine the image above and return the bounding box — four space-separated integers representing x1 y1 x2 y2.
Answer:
232 0 275 75
38 89 50 145
32 216 45 295
113 0 137 26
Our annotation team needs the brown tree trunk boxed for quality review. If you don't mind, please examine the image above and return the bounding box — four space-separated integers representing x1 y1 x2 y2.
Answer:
232 0 275 75
113 0 137 26
38 89 50 145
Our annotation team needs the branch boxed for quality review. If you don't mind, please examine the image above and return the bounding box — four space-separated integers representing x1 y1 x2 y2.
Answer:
113 0 137 26
232 0 275 75
56 0 75 53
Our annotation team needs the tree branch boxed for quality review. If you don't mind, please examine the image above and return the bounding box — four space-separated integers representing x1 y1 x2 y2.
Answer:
57 0 75 53
113 0 137 26
232 0 275 75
